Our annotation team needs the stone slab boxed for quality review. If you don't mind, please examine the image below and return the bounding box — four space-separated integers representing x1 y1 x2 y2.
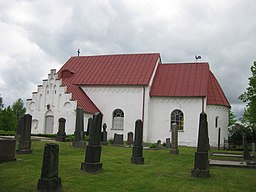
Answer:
209 159 256 169
210 152 243 158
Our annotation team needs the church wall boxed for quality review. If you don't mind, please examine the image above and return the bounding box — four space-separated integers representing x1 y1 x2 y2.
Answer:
82 85 145 141
148 97 203 146
26 69 80 135
206 105 229 147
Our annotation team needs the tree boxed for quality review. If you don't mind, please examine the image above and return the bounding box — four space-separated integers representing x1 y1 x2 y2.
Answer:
11 98 26 122
228 109 236 126
0 94 3 110
239 61 256 142
0 106 16 131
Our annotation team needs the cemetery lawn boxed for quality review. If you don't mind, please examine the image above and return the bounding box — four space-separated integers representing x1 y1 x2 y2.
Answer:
0 141 255 192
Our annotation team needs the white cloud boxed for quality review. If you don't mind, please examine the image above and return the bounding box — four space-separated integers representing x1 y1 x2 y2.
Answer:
0 0 255 118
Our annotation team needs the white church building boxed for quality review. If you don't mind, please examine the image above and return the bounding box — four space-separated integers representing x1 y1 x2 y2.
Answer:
26 53 230 147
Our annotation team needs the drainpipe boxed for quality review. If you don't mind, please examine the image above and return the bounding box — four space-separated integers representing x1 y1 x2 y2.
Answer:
202 97 204 112
142 86 145 124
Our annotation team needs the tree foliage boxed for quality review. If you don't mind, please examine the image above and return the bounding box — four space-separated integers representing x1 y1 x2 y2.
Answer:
239 61 256 142
228 109 236 126
0 94 3 110
0 98 26 131
12 98 26 121
0 106 16 131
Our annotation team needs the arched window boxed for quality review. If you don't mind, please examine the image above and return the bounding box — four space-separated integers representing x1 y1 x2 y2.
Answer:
171 109 184 131
112 109 124 130
215 116 219 128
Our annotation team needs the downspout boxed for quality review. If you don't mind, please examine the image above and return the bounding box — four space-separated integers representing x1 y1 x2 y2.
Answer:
202 97 204 112
142 86 145 124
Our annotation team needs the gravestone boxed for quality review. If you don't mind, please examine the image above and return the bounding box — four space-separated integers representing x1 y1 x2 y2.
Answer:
15 117 23 140
166 138 171 148
157 140 161 148
72 107 86 148
113 133 124 145
170 123 179 155
127 132 134 145
81 112 103 173
131 119 144 164
252 143 255 157
101 123 108 145
191 112 210 178
0 138 16 163
16 114 33 154
242 134 251 160
85 118 92 136
56 118 66 142
37 143 62 192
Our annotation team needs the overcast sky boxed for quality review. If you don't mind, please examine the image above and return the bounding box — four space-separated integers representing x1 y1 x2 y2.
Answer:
0 0 255 119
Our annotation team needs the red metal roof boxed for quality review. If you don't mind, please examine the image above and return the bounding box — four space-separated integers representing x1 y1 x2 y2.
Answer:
58 53 160 85
207 71 230 107
150 63 210 97
150 62 230 107
63 81 100 113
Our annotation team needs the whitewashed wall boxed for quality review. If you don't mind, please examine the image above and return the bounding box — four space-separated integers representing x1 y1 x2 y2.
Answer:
82 85 146 141
148 97 204 146
26 69 89 135
206 105 229 147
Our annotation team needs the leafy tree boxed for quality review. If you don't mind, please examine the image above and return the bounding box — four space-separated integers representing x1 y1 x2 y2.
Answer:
239 61 256 142
0 106 16 131
228 109 236 126
11 98 26 121
0 94 3 110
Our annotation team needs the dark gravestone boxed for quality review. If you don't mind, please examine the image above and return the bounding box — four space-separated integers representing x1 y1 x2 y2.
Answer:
15 117 23 140
56 118 66 142
37 143 62 192
72 107 86 148
242 134 251 160
0 138 16 163
157 140 161 148
81 112 103 173
191 112 210 178
131 120 144 164
16 114 33 154
85 118 92 136
170 123 179 155
127 132 134 145
166 138 171 148
113 133 124 145
101 123 108 145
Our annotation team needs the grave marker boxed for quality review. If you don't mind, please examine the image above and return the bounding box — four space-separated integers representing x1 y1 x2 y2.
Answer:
131 120 144 164
72 107 86 148
37 143 62 192
170 123 179 155
56 118 66 142
81 112 103 173
113 133 124 145
191 112 210 178
16 114 32 154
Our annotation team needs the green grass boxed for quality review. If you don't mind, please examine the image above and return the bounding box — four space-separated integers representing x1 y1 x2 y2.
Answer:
0 141 256 192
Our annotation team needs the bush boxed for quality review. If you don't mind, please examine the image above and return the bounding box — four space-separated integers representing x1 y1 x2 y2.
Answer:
108 139 113 144
149 143 157 148
228 123 253 145
0 130 16 136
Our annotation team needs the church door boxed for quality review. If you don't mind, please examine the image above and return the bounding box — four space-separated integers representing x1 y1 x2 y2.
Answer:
45 115 54 134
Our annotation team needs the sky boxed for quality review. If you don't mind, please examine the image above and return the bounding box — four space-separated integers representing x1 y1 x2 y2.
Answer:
0 0 255 119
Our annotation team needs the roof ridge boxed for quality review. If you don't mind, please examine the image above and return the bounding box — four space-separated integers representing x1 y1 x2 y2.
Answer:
70 52 160 58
